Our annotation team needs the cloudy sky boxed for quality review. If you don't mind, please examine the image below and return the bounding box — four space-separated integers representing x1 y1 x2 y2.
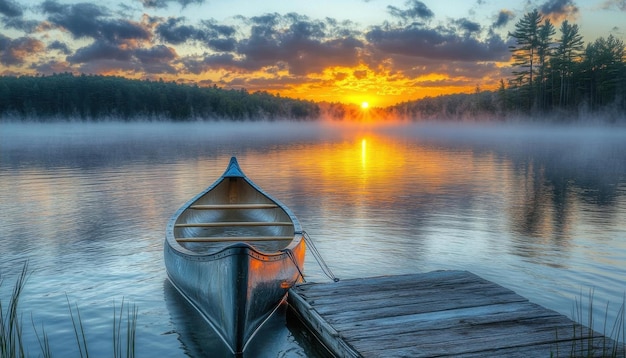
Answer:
1 0 624 106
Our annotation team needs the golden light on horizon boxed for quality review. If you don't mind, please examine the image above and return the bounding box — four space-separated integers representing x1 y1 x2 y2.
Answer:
28 61 503 110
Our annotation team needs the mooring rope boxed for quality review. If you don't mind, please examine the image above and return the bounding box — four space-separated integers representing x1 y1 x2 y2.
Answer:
302 231 340 282
284 248 307 283
283 231 339 283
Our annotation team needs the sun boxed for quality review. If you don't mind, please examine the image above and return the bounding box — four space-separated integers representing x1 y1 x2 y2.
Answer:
361 101 369 109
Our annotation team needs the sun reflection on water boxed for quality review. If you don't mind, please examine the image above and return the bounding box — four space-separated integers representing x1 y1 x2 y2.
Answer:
361 138 367 170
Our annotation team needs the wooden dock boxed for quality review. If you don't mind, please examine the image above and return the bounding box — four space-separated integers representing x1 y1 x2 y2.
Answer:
287 270 625 357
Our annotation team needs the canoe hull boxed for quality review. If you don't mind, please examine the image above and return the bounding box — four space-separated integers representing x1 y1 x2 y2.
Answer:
164 238 305 353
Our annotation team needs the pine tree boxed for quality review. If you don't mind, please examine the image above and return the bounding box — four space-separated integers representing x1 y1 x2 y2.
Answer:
555 21 584 108
537 19 555 110
509 9 544 111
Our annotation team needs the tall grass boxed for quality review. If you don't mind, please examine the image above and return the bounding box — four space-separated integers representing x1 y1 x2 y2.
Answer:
1 263 138 358
554 288 626 357
113 299 137 358
0 262 29 358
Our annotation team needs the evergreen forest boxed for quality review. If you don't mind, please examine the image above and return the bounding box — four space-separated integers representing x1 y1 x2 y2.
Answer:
0 74 319 121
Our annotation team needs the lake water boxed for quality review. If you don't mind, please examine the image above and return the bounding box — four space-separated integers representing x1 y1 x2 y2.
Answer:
1 120 625 357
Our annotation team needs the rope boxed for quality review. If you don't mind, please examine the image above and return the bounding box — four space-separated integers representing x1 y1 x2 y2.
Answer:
282 231 340 283
284 248 307 283
302 231 340 282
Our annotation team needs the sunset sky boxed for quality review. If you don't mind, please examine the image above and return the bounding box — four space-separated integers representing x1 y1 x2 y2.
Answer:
1 0 625 107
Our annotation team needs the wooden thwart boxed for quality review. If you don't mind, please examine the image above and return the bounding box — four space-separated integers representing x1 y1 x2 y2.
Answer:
190 204 278 210
288 270 625 358
176 236 293 242
175 221 292 228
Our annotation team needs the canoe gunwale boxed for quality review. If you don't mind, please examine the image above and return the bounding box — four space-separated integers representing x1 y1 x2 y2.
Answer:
165 240 302 262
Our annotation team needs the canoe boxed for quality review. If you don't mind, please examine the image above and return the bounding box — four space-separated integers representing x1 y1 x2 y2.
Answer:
164 157 306 354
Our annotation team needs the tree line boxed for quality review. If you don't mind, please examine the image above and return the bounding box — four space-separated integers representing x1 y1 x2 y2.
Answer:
390 9 626 122
0 73 320 121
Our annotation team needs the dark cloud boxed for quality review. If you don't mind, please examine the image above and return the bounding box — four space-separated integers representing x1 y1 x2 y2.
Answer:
140 0 205 9
366 24 509 62
493 9 514 28
33 2 184 75
384 52 509 82
0 0 38 32
207 38 237 52
539 0 579 18
156 17 237 51
156 17 204 44
0 0 22 17
202 20 237 37
387 0 434 21
176 13 363 76
454 18 481 34
69 40 175 62
47 40 71 54
1 16 39 32
228 74 315 91
0 34 10 53
181 53 236 74
41 0 150 42
233 13 363 75
68 41 177 74
134 45 177 73
68 40 132 63
134 44 177 64
0 35 44 65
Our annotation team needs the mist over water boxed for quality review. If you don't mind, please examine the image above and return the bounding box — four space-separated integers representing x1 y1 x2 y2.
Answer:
1 120 625 356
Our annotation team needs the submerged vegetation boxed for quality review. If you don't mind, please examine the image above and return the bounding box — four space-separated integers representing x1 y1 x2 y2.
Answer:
1 263 137 358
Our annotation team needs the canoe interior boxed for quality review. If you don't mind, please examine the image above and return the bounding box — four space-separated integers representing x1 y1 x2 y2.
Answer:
174 177 295 253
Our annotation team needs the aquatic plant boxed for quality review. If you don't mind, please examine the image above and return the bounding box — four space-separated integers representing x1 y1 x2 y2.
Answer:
113 299 137 358
1 262 137 358
0 262 29 358
553 288 626 357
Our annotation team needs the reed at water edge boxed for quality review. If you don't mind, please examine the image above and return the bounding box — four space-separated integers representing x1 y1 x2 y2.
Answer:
552 288 626 358
1 262 137 358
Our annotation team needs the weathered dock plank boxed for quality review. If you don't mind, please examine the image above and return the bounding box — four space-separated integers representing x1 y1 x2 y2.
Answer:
288 270 625 357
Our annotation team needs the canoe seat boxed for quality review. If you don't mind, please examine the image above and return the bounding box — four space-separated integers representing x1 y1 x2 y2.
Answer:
175 221 293 228
176 236 293 242
190 204 279 210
